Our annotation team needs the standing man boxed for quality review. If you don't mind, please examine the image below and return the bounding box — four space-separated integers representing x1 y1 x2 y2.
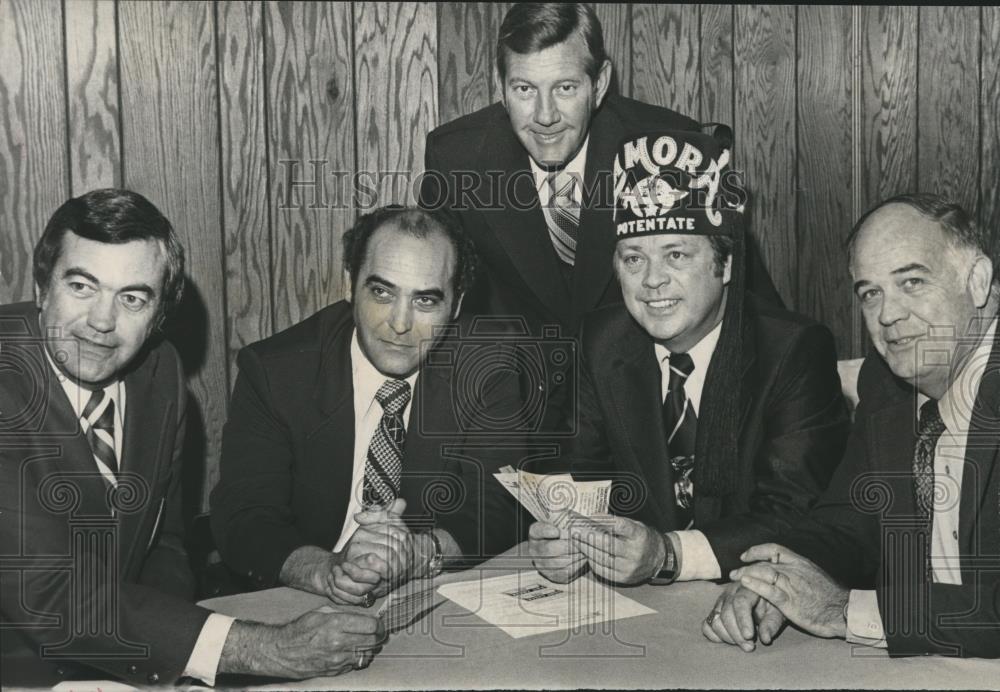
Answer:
1 190 381 686
528 131 849 586
705 194 1000 659
420 2 781 344
211 207 523 606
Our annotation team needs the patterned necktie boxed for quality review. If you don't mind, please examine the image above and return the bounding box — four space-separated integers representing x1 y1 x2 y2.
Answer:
663 352 697 528
81 388 118 483
541 169 580 265
914 398 945 518
363 379 412 507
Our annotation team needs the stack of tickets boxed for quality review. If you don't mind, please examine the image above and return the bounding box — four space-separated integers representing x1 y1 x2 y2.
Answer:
493 466 612 528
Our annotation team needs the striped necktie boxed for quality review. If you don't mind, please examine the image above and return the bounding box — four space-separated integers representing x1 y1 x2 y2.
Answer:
541 169 580 265
362 379 412 507
663 352 697 527
81 388 118 484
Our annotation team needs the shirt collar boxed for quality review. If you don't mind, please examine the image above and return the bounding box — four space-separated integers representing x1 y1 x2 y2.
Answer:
653 319 724 377
528 136 590 190
43 343 124 420
933 317 998 436
350 329 419 414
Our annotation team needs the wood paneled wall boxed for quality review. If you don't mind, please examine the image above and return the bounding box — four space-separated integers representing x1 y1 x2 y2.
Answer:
2 1 998 508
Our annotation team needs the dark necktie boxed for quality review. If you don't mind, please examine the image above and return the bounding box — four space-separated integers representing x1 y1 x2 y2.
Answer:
363 379 412 507
663 352 697 527
913 399 945 574
541 170 580 265
81 388 118 482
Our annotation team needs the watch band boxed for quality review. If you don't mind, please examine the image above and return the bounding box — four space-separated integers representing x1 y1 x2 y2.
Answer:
648 532 679 585
423 529 444 578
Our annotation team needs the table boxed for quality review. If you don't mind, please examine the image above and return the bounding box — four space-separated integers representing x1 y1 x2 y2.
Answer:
200 552 1000 690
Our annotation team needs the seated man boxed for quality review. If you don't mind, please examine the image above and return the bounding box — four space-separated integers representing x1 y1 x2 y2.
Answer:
706 194 1000 658
528 130 849 585
1 190 381 686
211 207 522 605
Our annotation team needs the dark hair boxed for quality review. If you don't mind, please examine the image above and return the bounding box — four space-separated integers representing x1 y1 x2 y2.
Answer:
496 3 607 83
846 193 989 264
342 206 477 300
708 235 734 277
33 188 185 326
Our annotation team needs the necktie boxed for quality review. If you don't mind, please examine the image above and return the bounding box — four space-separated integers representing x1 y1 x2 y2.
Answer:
363 379 412 507
913 399 945 573
81 388 118 483
663 352 697 528
541 169 580 265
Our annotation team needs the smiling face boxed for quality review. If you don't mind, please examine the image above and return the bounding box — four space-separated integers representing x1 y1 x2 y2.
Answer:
37 231 167 387
497 34 611 167
614 234 731 353
346 223 460 379
850 204 993 398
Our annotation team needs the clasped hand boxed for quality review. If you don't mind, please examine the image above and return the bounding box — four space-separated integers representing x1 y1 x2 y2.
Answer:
528 511 666 585
702 543 849 651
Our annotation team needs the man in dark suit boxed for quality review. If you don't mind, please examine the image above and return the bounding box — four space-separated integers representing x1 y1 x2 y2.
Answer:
1 190 381 686
705 194 1000 658
420 2 781 342
211 207 523 606
528 130 849 586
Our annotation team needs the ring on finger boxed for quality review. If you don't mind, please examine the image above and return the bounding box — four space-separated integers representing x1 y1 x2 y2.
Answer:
362 592 375 608
770 571 779 586
705 610 721 626
353 649 367 670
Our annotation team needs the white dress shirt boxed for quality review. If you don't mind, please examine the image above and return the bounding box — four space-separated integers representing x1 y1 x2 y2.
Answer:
45 343 233 685
528 136 589 206
846 318 997 647
652 320 724 581
332 330 419 552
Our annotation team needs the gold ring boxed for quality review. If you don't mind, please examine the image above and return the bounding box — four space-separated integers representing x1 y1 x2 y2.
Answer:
354 649 366 670
705 610 720 626
362 592 375 608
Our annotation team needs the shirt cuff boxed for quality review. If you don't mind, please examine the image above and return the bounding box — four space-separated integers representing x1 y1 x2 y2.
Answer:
845 589 887 648
183 613 236 685
672 530 722 581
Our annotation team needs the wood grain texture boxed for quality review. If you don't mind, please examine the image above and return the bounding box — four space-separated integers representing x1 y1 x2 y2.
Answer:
981 7 1000 257
437 2 496 123
859 6 917 209
917 6 980 211
354 1 438 206
0 0 67 304
593 2 631 98
119 0 227 506
266 0 354 331
217 0 270 387
796 5 854 357
700 4 734 130
64 0 120 194
631 3 700 117
734 5 797 307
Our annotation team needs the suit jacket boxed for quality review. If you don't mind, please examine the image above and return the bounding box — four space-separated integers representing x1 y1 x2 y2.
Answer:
210 301 524 588
557 296 849 575
779 333 1000 658
420 94 782 338
0 301 208 686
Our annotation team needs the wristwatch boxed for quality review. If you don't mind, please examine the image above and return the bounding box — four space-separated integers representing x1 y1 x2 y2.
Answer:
422 529 444 578
648 533 679 585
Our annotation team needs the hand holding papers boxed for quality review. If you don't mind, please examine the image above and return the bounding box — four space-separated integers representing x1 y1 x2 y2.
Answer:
493 466 612 526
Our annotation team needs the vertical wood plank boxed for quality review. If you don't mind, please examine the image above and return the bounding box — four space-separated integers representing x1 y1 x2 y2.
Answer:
0 0 67 304
64 0 120 194
917 6 980 211
859 6 918 209
981 7 1000 259
119 0 227 508
488 3 513 104
631 4 700 117
355 1 438 206
437 2 497 123
734 5 797 307
266 1 354 331
217 0 270 387
700 4 734 129
593 2 630 98
797 5 854 357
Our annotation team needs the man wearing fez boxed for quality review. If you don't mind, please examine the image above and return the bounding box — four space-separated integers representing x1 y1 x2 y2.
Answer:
705 194 1000 658
420 2 782 346
528 131 849 586
211 207 522 607
1 189 381 686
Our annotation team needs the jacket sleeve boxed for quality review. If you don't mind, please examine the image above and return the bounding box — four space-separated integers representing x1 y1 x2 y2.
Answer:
700 323 852 574
210 346 306 587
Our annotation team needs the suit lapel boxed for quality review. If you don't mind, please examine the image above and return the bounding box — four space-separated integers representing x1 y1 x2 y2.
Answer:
958 331 1000 550
478 111 572 323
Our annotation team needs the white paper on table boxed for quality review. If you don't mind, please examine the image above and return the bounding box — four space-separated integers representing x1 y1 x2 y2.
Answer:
436 571 655 639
